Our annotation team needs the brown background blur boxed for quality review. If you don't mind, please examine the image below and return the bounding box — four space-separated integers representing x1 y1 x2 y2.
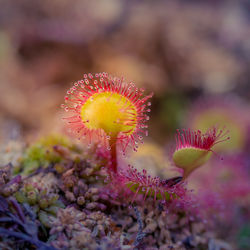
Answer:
0 0 249 143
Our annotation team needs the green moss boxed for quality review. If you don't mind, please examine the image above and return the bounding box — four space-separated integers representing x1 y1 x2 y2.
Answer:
14 183 64 217
14 191 27 203
27 191 38 205
38 134 81 153
39 210 53 228
16 134 74 175
38 134 71 148
45 200 65 216
16 144 58 175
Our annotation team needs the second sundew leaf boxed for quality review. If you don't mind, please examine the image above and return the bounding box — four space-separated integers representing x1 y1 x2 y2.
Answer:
173 127 230 178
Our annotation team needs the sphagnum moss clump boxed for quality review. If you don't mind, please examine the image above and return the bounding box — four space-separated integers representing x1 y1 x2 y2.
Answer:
0 73 234 249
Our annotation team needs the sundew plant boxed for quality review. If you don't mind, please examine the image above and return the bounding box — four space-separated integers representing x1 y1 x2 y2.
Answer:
62 72 229 205
62 72 153 173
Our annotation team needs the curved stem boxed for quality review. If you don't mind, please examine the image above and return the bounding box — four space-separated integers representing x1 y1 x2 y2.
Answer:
109 137 118 173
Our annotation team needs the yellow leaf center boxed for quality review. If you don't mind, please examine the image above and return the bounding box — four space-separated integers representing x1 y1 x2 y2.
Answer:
80 92 137 136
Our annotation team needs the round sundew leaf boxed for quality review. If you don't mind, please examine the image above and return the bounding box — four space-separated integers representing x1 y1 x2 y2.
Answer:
81 92 137 137
173 147 212 178
62 73 153 154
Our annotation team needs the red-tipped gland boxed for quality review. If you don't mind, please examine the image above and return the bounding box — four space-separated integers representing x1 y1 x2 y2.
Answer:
173 127 230 178
62 73 153 172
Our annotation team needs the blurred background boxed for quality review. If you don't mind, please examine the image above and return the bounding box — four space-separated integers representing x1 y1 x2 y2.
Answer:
0 0 249 145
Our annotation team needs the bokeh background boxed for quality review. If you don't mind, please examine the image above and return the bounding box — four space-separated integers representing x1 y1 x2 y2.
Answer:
0 0 250 144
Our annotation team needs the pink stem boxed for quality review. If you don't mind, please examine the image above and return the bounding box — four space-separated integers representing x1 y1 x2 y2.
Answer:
110 137 118 173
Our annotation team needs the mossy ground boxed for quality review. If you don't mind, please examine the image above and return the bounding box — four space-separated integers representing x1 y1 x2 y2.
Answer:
0 135 233 250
